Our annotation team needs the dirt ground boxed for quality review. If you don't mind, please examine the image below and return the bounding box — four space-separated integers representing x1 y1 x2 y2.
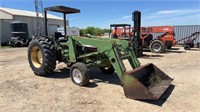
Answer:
0 47 200 112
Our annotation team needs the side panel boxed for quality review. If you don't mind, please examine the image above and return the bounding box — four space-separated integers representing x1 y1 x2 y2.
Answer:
174 25 200 44
13 16 65 38
1 20 11 44
66 37 77 62
147 26 174 33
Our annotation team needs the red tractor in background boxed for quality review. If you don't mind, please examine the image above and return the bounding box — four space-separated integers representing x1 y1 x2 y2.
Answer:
110 25 176 53
109 24 132 39
141 26 176 52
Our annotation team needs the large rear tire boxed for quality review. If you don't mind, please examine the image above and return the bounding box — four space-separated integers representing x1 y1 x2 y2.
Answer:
149 40 165 53
28 36 56 76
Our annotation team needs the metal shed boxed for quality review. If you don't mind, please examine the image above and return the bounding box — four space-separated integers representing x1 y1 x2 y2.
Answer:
0 7 68 45
174 25 200 44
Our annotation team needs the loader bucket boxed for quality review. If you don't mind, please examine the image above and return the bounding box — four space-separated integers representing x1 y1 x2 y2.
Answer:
121 63 173 100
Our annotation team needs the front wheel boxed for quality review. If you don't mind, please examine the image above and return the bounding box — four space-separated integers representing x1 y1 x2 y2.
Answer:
149 40 165 53
70 62 89 86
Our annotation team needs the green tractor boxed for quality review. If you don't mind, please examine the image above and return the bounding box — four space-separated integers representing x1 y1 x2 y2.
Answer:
28 6 173 100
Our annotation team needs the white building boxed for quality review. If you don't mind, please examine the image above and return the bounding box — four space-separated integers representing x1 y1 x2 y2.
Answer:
0 7 68 45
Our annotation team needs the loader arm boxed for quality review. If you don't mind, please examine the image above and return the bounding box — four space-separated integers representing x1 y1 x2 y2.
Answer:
65 36 140 80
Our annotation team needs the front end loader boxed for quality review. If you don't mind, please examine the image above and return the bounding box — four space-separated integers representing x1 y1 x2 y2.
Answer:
28 5 173 100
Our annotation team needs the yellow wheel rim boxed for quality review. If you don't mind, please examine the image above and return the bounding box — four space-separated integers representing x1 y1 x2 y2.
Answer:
31 46 43 68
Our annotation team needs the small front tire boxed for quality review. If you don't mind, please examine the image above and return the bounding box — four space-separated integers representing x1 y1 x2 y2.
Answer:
70 62 89 86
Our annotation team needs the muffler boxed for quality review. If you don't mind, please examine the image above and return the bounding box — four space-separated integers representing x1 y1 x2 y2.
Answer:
121 63 173 100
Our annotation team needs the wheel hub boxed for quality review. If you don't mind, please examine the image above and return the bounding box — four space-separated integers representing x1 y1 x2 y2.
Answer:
31 46 43 68
72 68 83 84
153 43 161 52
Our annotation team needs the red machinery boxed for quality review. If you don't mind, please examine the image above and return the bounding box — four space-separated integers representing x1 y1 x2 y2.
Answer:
110 24 131 39
142 26 176 50
111 26 176 53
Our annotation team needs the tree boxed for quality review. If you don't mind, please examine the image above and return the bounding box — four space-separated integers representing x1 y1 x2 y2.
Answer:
85 27 96 35
94 28 102 35
79 27 110 36
80 29 85 36
102 29 110 33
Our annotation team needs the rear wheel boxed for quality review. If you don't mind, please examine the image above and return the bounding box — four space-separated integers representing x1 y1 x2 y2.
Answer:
149 40 165 53
99 65 115 74
70 62 89 86
197 42 200 48
184 44 191 50
28 36 56 76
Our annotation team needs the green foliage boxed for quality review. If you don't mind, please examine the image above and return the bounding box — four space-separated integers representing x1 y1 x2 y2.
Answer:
80 27 110 36
102 29 110 33
0 46 11 49
85 27 96 35
80 29 85 36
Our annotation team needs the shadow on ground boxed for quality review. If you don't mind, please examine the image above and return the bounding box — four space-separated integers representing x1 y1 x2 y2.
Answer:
140 47 185 58
88 68 121 87
41 66 174 106
169 48 180 50
46 68 71 79
140 54 163 58
44 67 121 87
187 48 200 51
89 69 175 106
165 50 186 53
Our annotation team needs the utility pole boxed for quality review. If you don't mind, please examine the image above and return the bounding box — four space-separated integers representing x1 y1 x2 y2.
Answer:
34 0 44 36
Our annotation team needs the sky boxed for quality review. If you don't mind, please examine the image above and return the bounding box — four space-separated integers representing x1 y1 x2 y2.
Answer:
0 0 200 28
